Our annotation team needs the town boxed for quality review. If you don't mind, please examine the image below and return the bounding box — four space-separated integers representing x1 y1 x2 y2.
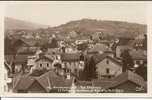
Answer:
4 18 147 93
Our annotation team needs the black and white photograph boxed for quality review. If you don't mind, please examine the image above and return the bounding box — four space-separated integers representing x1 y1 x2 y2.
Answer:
2 1 149 96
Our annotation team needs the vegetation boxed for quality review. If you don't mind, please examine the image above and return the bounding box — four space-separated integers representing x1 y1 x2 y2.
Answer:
83 56 97 81
121 49 134 72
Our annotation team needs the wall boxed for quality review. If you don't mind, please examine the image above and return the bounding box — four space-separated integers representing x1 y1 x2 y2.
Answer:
35 59 53 70
15 64 22 73
96 58 122 79
63 61 80 73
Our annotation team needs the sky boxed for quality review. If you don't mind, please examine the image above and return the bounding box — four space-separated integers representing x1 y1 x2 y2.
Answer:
5 1 147 27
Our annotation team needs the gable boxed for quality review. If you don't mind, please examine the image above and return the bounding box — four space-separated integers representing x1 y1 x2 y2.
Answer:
27 80 46 93
96 57 122 68
35 56 53 63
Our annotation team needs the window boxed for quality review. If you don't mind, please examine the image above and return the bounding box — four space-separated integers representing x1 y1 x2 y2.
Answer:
40 64 42 67
106 68 110 74
67 69 71 73
136 60 140 64
106 60 109 64
47 63 49 67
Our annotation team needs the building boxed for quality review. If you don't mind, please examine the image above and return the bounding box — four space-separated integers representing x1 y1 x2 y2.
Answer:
129 49 147 66
13 75 46 93
109 70 147 93
13 71 73 93
116 45 132 59
32 54 54 71
61 53 85 76
94 54 122 79
92 70 147 93
88 43 111 54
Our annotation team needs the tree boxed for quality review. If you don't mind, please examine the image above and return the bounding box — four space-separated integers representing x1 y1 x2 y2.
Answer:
135 64 147 81
83 56 97 81
7 39 25 74
49 37 58 48
120 49 134 72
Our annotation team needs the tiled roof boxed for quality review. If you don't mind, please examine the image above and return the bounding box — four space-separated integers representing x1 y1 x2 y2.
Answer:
92 70 147 90
77 81 93 86
92 79 113 89
109 70 147 89
14 55 28 64
61 53 80 62
13 71 73 92
13 75 35 91
88 43 110 53
116 45 133 51
93 53 122 66
5 54 28 64
38 71 73 90
129 49 147 60
128 39 144 48
35 55 53 62
46 48 61 55
17 47 39 54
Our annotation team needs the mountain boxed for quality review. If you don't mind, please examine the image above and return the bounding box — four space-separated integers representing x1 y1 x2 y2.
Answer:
5 17 49 30
53 18 147 38
5 18 147 40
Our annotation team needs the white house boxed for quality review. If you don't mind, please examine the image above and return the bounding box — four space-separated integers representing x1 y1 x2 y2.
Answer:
31 55 54 72
95 55 122 79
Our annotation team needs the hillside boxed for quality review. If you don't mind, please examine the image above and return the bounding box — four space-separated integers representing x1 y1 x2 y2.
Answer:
5 18 147 40
53 18 147 38
5 17 49 30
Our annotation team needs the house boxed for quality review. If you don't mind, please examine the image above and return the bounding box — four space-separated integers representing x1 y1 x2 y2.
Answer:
13 75 46 93
88 43 111 54
109 70 147 93
128 36 147 50
129 49 147 66
116 46 147 66
94 54 122 79
61 53 85 76
65 46 78 53
92 70 147 93
31 54 54 71
116 45 133 59
13 71 73 93
38 71 73 93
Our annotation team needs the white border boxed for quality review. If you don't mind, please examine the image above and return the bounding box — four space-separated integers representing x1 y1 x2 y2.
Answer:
0 1 152 97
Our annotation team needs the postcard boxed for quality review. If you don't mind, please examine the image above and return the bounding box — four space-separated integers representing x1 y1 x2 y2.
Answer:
0 1 152 98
